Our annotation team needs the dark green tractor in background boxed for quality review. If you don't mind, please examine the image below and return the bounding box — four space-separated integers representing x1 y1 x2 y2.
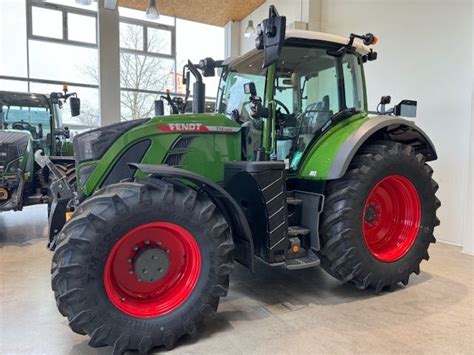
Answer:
42 6 440 354
0 87 80 212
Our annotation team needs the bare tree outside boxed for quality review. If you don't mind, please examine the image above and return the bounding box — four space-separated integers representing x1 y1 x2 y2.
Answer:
82 23 174 123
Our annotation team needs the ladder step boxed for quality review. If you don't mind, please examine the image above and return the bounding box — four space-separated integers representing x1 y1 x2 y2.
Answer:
286 197 303 206
284 250 320 270
288 225 310 237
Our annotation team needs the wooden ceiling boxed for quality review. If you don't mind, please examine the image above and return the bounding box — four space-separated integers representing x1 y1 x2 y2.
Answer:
118 0 265 27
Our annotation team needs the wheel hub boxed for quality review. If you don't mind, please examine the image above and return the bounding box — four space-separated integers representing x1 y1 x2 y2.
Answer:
364 204 379 224
134 248 170 283
103 222 201 318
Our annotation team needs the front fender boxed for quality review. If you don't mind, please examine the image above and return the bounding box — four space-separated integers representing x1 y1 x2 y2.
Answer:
298 115 437 180
131 163 255 271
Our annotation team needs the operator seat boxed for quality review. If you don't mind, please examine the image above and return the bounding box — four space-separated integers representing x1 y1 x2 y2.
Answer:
301 95 332 134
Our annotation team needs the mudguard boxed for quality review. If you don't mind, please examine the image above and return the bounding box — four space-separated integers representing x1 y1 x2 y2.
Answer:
298 115 437 180
131 163 255 271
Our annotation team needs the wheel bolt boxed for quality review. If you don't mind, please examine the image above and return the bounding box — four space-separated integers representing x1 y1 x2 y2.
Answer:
133 246 139 251
157 241 162 245
121 297 126 302
165 249 170 253
145 240 150 245
143 269 148 274
152 255 157 260
128 258 132 263
129 270 134 274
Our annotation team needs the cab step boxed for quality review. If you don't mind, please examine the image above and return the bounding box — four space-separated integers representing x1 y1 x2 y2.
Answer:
283 250 321 270
287 197 303 226
288 225 310 237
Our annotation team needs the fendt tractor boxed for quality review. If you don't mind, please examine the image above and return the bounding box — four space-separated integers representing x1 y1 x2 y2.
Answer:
0 87 80 212
40 7 439 354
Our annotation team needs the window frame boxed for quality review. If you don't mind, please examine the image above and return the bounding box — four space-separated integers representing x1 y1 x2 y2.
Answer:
27 0 98 49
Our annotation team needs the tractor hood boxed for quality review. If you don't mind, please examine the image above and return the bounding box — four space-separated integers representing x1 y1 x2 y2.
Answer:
73 113 240 164
73 113 242 196
0 130 31 178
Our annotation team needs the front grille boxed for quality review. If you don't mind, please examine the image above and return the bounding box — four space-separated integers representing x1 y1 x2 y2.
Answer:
162 135 196 167
164 153 185 167
0 131 29 175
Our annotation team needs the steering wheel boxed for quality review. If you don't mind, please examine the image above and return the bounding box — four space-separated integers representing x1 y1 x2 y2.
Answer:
273 99 290 115
12 121 33 131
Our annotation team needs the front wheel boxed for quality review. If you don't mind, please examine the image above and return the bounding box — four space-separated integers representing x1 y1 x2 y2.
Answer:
319 141 440 292
51 179 234 354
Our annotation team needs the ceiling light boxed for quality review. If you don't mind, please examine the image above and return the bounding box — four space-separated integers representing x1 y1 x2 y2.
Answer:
146 0 160 20
244 20 255 38
75 0 92 5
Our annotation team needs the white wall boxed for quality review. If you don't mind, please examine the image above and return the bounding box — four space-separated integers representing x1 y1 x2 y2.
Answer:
240 0 473 250
462 3 474 255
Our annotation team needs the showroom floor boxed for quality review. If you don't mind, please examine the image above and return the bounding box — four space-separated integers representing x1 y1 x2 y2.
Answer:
1 205 473 354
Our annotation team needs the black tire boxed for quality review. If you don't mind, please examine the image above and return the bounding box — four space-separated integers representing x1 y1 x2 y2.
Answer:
55 162 76 186
319 141 440 292
51 178 234 354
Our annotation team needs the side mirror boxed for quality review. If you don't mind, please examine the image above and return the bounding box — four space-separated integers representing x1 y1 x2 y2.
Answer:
395 100 417 118
244 82 257 96
69 97 81 117
255 5 286 68
63 127 70 139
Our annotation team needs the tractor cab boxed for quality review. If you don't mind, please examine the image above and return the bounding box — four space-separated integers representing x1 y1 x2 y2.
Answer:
217 30 371 169
0 88 80 212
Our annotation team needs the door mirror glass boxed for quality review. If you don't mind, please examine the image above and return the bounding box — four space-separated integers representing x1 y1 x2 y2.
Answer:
69 97 81 117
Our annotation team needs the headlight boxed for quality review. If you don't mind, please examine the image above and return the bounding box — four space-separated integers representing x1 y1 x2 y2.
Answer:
73 119 147 163
78 164 96 188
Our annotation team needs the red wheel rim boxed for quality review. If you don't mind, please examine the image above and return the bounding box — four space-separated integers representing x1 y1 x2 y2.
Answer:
103 222 201 318
362 175 421 262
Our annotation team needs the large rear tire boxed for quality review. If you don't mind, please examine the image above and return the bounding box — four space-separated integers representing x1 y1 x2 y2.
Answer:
319 141 440 292
51 179 233 354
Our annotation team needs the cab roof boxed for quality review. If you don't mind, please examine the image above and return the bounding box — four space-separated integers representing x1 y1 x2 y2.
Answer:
285 29 371 55
0 91 50 108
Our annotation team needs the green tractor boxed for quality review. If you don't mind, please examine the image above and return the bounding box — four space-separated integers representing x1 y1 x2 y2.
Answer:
42 7 439 354
0 87 80 212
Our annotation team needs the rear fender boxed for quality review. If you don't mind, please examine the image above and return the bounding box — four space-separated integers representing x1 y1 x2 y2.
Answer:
132 163 255 271
298 116 437 180
327 116 437 179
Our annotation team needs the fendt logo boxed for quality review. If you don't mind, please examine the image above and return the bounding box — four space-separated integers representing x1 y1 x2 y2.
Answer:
156 123 241 133
157 123 208 132
169 123 205 131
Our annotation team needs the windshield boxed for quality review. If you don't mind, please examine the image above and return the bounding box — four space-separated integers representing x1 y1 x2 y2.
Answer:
217 42 365 168
1 104 51 138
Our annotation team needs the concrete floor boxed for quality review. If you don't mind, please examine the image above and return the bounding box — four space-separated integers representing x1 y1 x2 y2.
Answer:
1 205 473 354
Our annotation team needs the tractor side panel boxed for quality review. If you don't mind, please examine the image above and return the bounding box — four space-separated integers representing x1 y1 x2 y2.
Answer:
296 113 369 180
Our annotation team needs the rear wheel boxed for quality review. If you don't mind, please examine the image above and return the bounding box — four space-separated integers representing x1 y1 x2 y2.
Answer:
319 141 440 291
51 179 233 354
